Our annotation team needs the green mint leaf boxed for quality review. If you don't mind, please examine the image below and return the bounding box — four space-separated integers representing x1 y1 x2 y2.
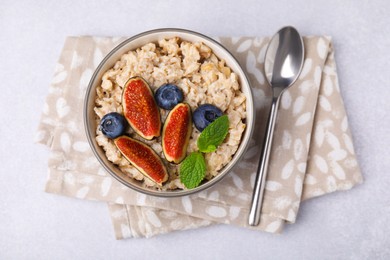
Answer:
197 115 229 153
179 152 206 189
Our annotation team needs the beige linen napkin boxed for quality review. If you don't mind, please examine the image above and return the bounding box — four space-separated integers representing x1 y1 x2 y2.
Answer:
36 35 362 239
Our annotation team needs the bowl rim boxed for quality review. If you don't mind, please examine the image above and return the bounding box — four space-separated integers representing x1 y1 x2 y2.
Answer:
84 28 255 197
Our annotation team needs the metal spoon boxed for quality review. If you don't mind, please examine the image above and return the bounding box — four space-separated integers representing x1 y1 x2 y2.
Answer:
248 26 305 226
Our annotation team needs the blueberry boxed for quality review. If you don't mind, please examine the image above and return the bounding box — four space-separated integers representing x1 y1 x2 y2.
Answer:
99 112 127 139
154 84 184 110
193 104 223 132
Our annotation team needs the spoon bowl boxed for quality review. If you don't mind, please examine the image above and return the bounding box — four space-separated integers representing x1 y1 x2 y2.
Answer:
265 27 305 96
248 26 304 226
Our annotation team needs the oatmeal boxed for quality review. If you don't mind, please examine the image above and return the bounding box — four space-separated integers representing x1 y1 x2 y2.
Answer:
94 37 246 190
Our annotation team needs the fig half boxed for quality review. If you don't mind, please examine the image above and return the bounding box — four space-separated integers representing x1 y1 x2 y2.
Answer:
114 136 168 186
122 77 161 140
162 103 192 164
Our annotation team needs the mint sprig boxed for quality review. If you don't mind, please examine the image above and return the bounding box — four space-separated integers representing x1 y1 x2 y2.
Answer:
197 115 229 153
179 152 206 189
179 114 230 189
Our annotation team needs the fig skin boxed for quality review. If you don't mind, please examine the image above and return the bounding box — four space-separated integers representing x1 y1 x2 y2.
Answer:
162 103 192 164
114 135 168 186
122 76 161 140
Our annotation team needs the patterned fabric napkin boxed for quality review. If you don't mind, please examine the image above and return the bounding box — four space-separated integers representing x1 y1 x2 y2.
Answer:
36 35 363 239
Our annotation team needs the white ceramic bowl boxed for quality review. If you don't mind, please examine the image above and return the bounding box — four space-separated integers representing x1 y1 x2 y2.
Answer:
84 28 254 197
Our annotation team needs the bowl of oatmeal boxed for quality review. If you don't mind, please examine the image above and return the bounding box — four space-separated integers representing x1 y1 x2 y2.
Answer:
84 28 254 197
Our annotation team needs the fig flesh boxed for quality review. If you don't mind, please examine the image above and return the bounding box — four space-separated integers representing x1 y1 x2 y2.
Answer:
122 77 161 140
114 136 168 186
162 103 192 164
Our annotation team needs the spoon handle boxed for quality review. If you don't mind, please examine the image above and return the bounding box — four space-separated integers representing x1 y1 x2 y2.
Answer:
248 97 279 226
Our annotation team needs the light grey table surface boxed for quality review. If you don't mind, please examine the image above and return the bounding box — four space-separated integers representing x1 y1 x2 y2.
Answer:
1 0 389 259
